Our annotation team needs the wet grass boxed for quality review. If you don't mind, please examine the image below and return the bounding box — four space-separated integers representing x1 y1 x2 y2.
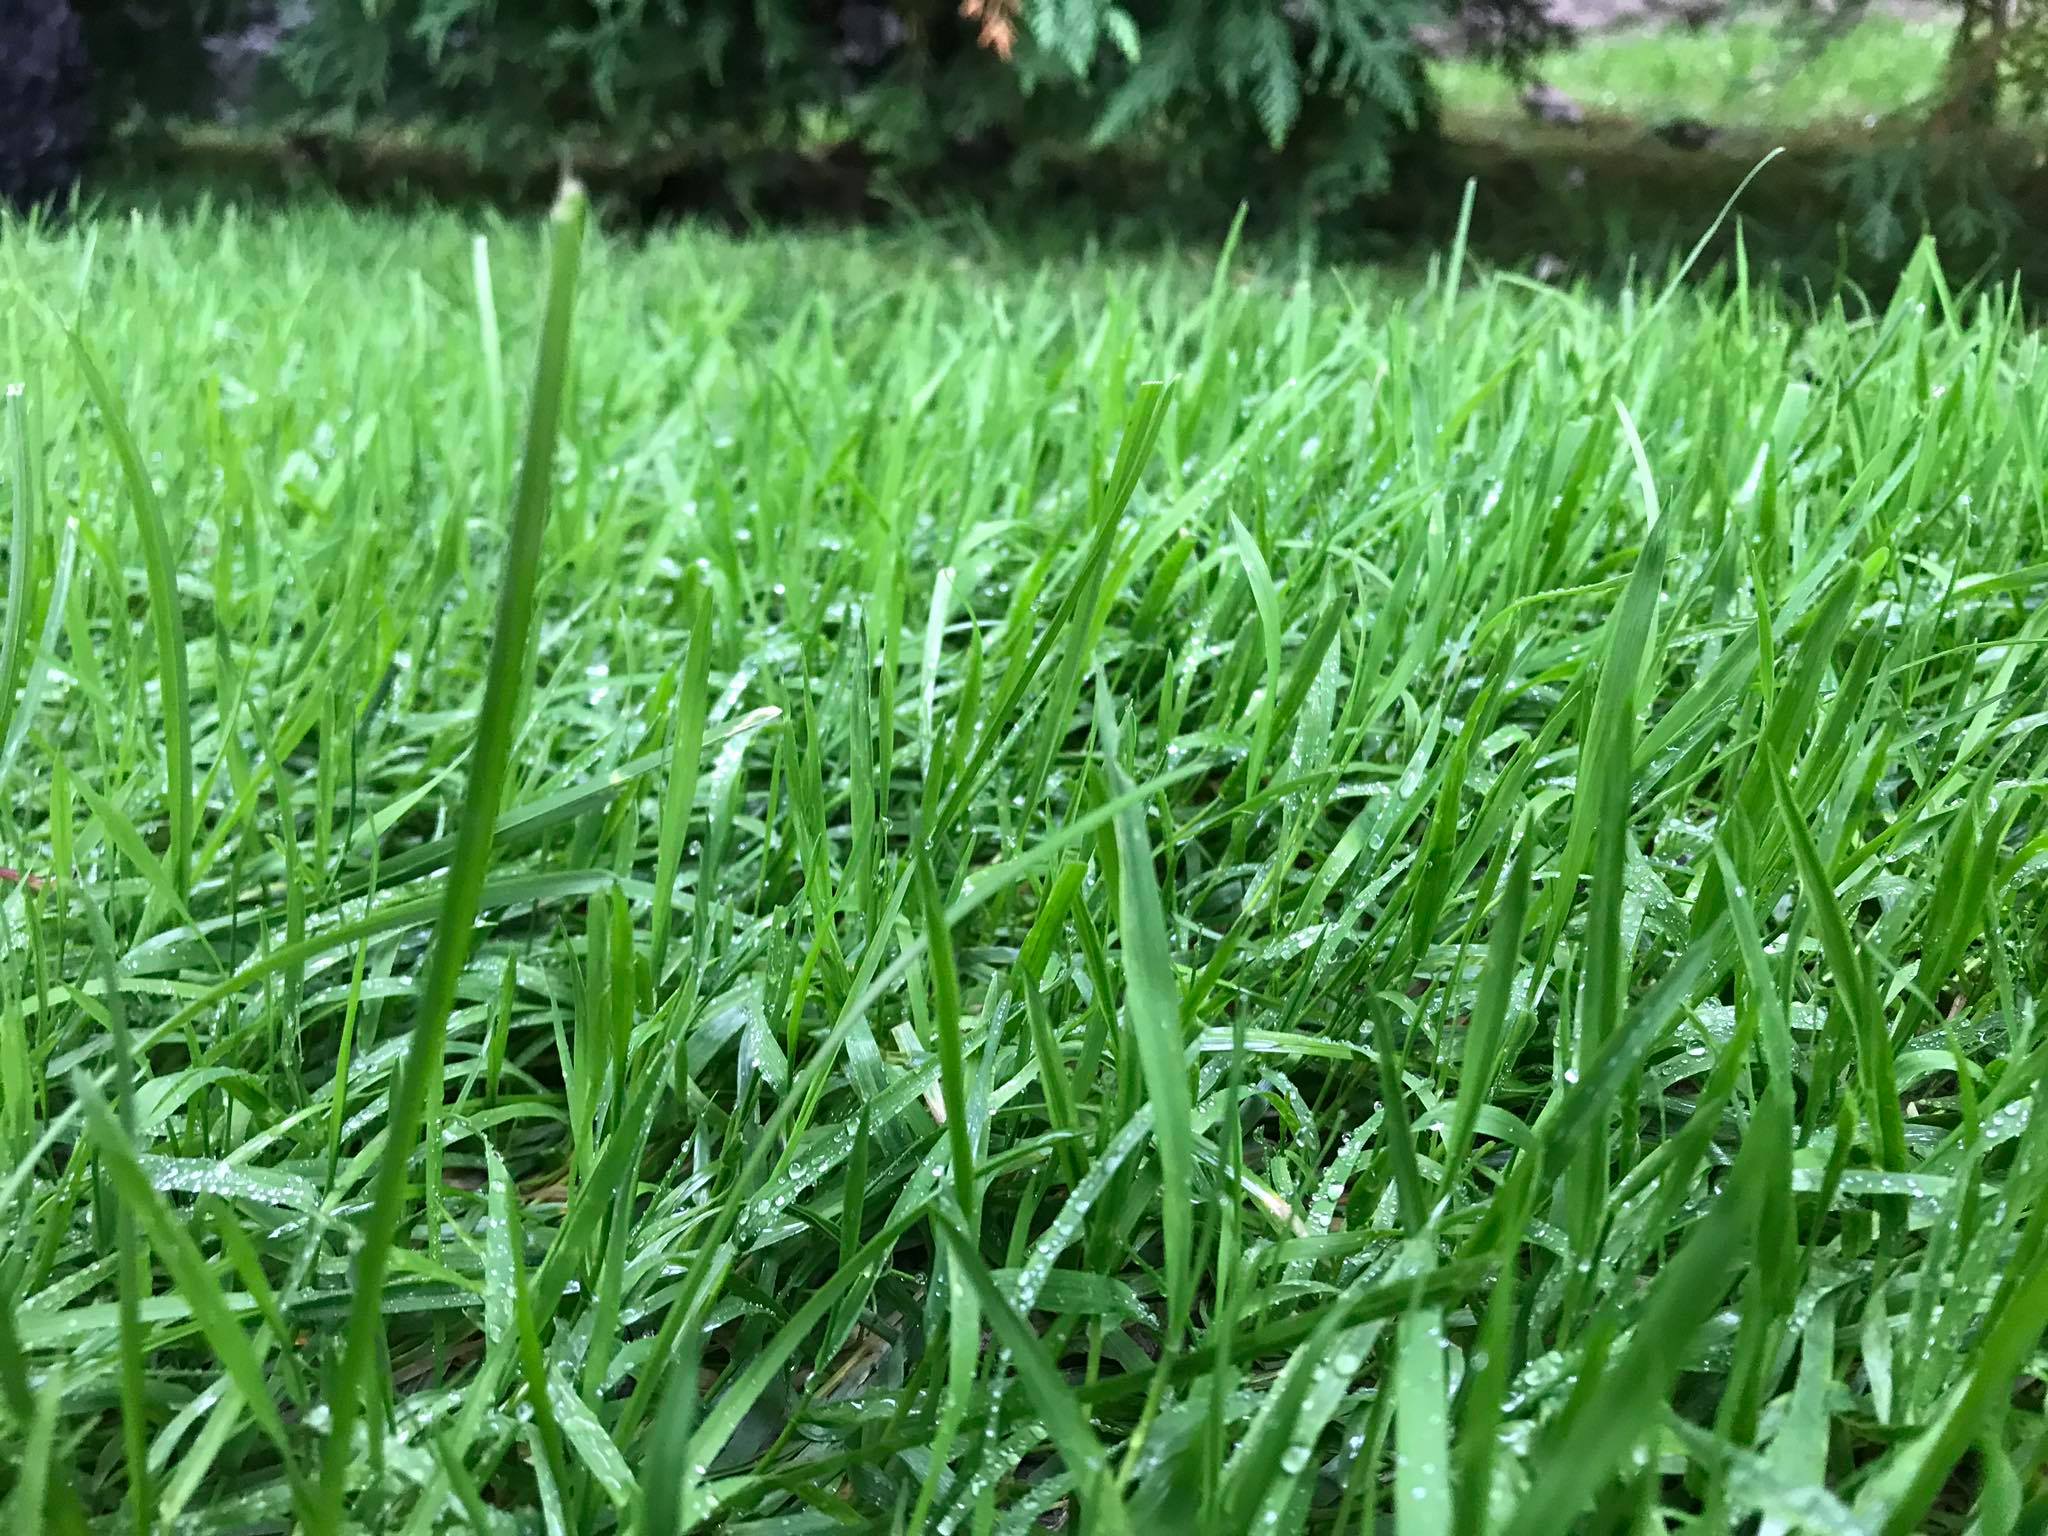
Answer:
0 190 2045 1534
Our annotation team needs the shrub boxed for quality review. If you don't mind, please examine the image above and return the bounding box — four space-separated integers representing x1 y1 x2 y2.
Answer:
273 0 841 152
1006 0 1442 203
267 0 1447 204
76 0 238 122
2 1 268 210
14 0 1573 213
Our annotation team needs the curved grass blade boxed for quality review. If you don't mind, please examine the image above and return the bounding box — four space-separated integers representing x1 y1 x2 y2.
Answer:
1765 745 1906 1175
650 572 712 981
678 1202 936 1524
1871 1219 2048 1536
0 507 76 789
1396 1305 1452 1536
0 388 36 751
70 338 193 899
916 849 977 1221
1444 827 1534 1182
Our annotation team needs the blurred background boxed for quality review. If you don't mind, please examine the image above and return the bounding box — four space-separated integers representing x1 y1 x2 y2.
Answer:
7 0 2045 293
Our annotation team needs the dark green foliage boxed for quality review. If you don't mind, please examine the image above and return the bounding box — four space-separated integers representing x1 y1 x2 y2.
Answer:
74 0 237 121
268 0 1443 203
2 1 265 209
276 0 832 150
1064 0 1439 202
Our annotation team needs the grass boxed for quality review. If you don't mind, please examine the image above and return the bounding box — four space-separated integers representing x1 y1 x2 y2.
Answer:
1434 17 1954 128
0 186 2045 1536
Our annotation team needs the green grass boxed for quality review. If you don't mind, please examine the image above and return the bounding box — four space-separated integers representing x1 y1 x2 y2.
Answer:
1434 18 1954 127
0 190 2046 1536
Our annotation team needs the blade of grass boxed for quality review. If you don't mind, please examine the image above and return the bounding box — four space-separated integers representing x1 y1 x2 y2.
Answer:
1445 828 1535 1182
933 1206 1133 1536
70 338 193 900
1396 1304 1452 1536
0 387 36 750
1765 745 1907 1176
72 1073 314 1520
1094 675 1194 1348
650 571 711 981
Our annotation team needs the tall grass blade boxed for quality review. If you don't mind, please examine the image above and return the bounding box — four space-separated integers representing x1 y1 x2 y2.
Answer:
70 339 193 899
1094 676 1195 1346
317 180 588 1527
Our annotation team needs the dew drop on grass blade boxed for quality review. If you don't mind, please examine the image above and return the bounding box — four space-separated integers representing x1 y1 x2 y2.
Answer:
1396 1304 1452 1536
1505 1085 1788 1536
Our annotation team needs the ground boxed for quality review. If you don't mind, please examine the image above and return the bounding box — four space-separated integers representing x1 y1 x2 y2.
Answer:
0 194 2044 1534
1433 14 1954 125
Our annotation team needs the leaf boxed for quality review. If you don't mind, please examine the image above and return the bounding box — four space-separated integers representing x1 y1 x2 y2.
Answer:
1397 1306 1453 1536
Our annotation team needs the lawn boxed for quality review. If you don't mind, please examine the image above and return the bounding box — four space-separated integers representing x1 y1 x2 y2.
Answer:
1 189 2046 1535
1433 17 1953 128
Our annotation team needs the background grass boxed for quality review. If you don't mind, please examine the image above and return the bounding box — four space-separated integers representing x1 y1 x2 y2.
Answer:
0 196 2045 1533
1433 18 1954 127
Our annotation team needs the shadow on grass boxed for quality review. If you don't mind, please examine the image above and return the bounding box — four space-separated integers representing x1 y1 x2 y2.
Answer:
1391 111 2048 305
91 111 2048 309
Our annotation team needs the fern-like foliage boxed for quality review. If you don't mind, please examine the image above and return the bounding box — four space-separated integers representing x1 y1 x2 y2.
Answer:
1036 0 1432 164
254 0 1442 204
277 0 817 153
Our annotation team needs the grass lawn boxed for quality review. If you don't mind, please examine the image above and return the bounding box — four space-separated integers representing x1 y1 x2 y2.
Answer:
1434 17 1954 128
1 189 2045 1534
